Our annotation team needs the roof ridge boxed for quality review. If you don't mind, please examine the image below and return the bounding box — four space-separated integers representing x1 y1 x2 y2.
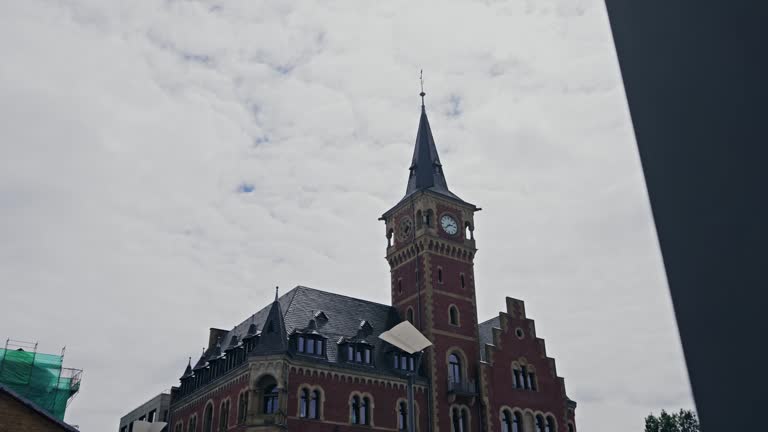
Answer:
294 285 392 309
282 285 301 317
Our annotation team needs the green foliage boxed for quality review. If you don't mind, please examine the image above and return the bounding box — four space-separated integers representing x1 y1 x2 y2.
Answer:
644 409 700 432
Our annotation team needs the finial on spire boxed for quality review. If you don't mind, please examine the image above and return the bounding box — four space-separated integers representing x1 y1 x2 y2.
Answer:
419 69 426 108
275 286 279 301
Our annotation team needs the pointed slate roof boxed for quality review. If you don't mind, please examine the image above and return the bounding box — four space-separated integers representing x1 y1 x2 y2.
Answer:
251 293 289 355
385 97 476 216
180 357 193 379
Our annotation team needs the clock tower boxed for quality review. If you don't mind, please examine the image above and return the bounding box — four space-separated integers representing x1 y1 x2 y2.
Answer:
381 93 482 432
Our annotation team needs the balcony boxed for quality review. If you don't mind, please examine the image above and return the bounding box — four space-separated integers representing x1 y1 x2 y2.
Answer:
447 379 478 397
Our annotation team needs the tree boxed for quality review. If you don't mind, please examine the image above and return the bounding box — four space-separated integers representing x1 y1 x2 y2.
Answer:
644 409 700 432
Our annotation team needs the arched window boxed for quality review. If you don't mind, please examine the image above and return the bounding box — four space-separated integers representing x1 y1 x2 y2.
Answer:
535 415 545 432
406 307 415 324
258 375 279 415
545 416 556 432
501 410 512 432
449 306 460 326
175 422 183 432
451 406 468 432
513 368 521 388
187 414 197 432
398 401 407 431
513 412 522 432
310 390 320 419
237 391 248 424
202 403 213 432
263 385 278 414
361 397 370 425
218 400 230 431
416 210 423 229
299 388 309 418
351 396 360 424
425 210 433 227
567 423 574 432
448 353 462 384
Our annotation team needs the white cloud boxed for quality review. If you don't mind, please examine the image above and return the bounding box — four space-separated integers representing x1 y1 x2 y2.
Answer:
0 0 693 430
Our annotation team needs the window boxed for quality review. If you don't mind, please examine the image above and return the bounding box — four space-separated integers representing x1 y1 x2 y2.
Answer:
121 427 127 432
568 423 575 432
501 410 512 432
398 279 403 294
296 335 325 357
449 306 460 326
219 399 230 431
438 267 443 283
406 307 415 324
513 412 522 432
346 343 373 365
448 354 462 384
300 388 309 418
546 416 557 432
188 415 197 432
237 391 249 424
460 274 466 289
174 423 182 432
350 395 371 425
264 385 278 414
203 403 213 432
148 409 156 422
451 407 468 432
394 352 415 371
536 415 545 432
514 365 537 391
310 390 320 419
398 401 407 431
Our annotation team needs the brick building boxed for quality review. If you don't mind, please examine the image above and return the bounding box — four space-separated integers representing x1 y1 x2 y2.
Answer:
168 95 578 432
0 385 80 432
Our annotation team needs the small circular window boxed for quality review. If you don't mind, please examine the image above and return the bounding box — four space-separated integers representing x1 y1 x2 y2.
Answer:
515 328 524 339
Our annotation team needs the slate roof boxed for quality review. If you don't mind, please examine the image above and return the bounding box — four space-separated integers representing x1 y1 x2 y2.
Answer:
386 102 476 215
478 316 501 362
206 286 404 371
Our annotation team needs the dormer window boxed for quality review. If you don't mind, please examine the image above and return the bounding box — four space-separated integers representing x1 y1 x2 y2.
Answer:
296 334 325 357
393 352 415 371
345 342 373 365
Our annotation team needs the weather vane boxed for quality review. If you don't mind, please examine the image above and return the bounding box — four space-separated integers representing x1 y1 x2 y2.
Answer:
419 69 426 106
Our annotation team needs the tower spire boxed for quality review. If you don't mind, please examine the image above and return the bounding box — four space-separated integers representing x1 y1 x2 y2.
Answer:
420 69 426 109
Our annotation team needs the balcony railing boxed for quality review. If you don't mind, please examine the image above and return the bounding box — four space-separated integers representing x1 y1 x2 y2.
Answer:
447 379 477 396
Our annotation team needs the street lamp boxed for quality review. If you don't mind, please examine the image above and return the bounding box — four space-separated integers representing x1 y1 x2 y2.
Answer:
379 321 432 432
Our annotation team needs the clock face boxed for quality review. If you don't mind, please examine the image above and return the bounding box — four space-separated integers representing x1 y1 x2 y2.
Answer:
440 215 459 235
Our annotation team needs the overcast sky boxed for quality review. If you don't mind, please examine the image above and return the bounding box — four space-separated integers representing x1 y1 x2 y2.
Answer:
0 0 694 430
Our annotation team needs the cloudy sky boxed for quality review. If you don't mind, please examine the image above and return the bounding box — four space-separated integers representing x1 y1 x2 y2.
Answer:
0 0 694 430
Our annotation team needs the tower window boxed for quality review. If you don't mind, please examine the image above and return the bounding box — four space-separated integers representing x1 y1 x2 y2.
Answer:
448 353 462 384
398 279 403 294
449 305 460 326
460 273 466 289
437 267 443 284
406 307 414 324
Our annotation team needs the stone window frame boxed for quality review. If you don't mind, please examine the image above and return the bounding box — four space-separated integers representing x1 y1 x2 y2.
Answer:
296 384 325 420
217 397 231 432
394 397 420 431
445 347 470 385
449 403 472 432
511 359 538 391
187 413 198 432
448 304 461 327
499 406 525 432
202 400 215 432
236 389 248 424
348 391 375 426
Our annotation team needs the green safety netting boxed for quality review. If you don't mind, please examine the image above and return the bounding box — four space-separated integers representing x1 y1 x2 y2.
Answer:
0 348 78 420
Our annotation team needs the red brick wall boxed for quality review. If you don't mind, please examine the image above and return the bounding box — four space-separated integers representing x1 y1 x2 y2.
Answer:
481 299 576 432
169 372 250 432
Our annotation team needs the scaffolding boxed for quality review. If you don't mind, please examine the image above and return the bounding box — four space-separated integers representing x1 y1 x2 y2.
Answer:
0 338 82 421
